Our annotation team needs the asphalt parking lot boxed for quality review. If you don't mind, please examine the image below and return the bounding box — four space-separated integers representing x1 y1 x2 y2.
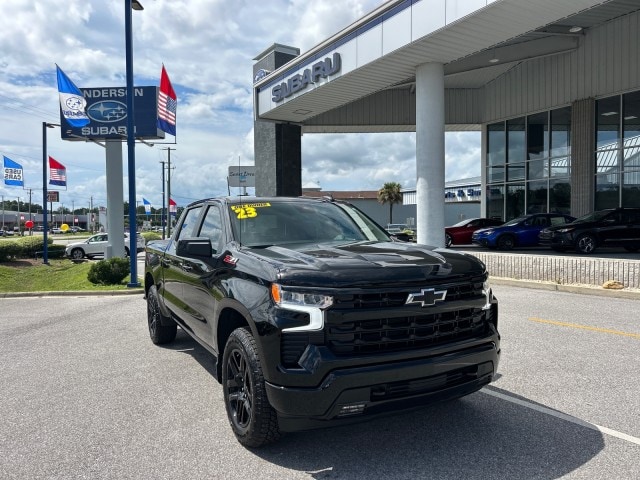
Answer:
1 285 639 479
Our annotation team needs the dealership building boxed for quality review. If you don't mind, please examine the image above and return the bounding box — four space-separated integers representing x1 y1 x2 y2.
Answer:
252 0 640 245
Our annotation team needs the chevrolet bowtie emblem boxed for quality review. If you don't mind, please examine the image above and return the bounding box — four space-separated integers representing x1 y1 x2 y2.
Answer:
406 288 447 307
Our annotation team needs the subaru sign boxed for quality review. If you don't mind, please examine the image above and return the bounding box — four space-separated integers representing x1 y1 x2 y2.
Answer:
61 86 165 141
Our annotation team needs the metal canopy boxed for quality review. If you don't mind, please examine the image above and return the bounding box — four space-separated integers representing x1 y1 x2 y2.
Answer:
254 0 640 132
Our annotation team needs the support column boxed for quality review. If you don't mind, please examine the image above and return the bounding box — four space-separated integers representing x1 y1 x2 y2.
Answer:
415 62 445 246
253 44 302 197
570 98 596 217
105 141 125 258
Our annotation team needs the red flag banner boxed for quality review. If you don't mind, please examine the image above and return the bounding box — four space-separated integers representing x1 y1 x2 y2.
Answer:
169 198 177 216
49 156 67 187
157 65 177 136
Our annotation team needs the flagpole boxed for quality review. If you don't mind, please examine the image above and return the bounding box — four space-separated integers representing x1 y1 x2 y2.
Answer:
125 0 143 288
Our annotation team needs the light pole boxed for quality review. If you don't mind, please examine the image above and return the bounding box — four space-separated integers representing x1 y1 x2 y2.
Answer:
125 0 143 287
42 122 60 264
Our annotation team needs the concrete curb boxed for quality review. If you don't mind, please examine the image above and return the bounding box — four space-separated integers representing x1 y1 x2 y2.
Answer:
489 276 640 300
0 288 143 298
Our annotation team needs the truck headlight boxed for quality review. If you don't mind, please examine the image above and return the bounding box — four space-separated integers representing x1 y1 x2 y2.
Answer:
271 284 333 332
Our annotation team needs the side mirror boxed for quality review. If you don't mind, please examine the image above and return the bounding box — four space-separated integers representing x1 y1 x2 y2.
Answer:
176 237 213 258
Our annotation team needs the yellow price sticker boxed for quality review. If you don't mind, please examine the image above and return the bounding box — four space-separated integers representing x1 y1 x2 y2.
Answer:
230 203 270 219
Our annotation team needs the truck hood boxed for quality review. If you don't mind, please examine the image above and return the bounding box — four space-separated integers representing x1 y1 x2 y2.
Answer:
242 241 486 288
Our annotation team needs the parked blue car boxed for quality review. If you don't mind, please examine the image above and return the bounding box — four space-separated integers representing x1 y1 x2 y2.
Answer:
472 213 575 250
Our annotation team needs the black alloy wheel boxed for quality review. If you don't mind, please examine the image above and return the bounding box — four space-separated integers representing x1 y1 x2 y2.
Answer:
146 285 177 344
222 328 280 447
575 234 597 254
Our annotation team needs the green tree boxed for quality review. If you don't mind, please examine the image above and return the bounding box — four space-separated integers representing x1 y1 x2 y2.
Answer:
377 182 402 225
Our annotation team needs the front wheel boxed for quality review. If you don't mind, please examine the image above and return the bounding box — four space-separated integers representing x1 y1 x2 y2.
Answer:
445 233 452 248
575 234 597 254
497 235 515 250
70 248 84 260
146 285 177 344
222 328 281 448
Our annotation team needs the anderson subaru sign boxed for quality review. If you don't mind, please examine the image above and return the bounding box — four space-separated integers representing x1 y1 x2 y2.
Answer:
61 86 165 141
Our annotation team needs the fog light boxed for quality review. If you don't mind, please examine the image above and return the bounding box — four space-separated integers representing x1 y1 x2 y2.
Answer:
337 402 367 417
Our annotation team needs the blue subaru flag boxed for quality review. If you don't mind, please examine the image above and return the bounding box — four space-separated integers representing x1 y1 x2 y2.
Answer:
56 65 90 128
3 156 24 187
143 198 152 217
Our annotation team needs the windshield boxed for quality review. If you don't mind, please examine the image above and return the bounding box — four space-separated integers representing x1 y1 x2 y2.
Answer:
571 210 612 223
451 219 473 227
228 200 391 247
504 216 526 227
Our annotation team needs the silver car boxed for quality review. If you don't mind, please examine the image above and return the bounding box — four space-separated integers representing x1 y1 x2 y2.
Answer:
65 233 145 259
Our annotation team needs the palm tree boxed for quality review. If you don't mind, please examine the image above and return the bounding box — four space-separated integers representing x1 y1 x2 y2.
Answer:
377 182 402 225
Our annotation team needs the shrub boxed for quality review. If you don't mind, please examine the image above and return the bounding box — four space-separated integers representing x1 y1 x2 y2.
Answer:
87 257 130 285
142 231 161 242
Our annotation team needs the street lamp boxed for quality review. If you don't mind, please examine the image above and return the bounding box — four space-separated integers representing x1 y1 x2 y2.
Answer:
125 0 143 287
42 121 60 265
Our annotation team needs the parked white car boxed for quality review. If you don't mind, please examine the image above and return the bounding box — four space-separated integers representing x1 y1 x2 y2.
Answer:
64 232 145 259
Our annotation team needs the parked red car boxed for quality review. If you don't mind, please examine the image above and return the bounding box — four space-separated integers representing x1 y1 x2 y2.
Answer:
445 217 504 247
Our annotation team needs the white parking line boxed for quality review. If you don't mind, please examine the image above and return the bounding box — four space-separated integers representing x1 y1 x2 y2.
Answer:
483 388 640 446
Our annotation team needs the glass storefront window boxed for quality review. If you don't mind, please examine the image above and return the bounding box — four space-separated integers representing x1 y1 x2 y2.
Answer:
623 91 640 141
595 174 620 210
507 163 525 181
526 180 548 214
549 179 571 214
488 165 505 182
507 117 526 164
550 156 570 178
527 112 548 160
527 159 547 180
623 146 640 169
596 96 620 151
487 185 504 220
488 123 505 166
550 107 571 157
622 170 640 207
506 184 525 219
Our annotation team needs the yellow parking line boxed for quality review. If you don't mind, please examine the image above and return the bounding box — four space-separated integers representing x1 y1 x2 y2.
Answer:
529 317 640 339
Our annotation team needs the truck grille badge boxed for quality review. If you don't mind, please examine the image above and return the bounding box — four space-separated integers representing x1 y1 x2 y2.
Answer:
406 288 447 307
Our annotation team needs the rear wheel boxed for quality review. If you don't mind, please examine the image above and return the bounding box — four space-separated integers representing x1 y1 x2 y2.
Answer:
575 234 597 254
70 248 84 260
445 233 452 248
222 328 281 448
146 285 177 344
497 235 515 250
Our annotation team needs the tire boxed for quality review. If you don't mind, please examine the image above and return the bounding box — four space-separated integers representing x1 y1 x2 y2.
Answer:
497 235 515 250
70 248 85 260
222 328 281 448
445 233 452 248
575 234 597 254
146 285 177 344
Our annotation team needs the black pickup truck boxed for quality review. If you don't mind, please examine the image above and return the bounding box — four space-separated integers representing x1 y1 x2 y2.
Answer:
144 196 500 447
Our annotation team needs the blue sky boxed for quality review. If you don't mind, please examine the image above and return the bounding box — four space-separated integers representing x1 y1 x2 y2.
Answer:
0 0 481 211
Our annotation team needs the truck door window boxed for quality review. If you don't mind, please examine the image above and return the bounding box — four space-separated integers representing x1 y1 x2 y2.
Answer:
176 206 203 241
199 206 223 254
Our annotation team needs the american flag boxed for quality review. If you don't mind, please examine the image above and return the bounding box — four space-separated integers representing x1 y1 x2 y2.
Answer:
157 65 177 136
169 198 177 216
49 156 67 187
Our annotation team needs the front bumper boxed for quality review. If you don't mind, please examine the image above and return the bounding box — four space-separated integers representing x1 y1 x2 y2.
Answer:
265 334 500 432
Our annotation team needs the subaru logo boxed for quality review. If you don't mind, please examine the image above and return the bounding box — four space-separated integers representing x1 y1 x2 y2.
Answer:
254 69 271 83
406 288 447 307
87 100 127 123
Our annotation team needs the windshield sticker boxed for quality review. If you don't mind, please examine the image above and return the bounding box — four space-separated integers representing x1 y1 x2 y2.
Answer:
231 203 271 219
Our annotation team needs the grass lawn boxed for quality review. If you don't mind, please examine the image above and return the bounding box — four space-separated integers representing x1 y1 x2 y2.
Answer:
0 259 142 293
